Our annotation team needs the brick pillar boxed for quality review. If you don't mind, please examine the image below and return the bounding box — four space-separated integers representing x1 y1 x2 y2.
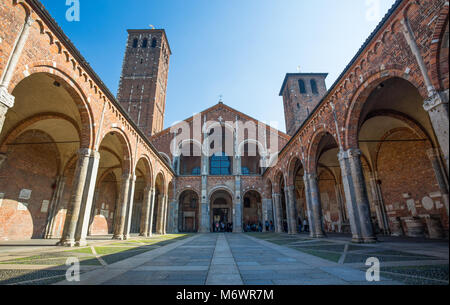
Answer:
272 193 283 233
147 188 156 236
44 176 66 239
424 92 449 173
338 149 376 243
124 175 137 240
59 149 99 247
427 148 450 216
286 185 298 234
113 173 132 240
304 173 326 238
0 15 34 135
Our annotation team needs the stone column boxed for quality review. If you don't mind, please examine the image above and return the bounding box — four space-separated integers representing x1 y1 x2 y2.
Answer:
424 92 449 173
156 194 165 234
44 176 66 239
262 198 272 232
334 183 345 232
113 173 132 240
338 149 376 243
286 185 298 234
162 194 169 235
427 148 450 216
304 173 326 238
74 150 100 246
124 175 137 240
147 188 156 237
368 172 390 234
272 193 283 233
59 149 98 247
233 176 243 233
0 15 34 135
139 186 152 237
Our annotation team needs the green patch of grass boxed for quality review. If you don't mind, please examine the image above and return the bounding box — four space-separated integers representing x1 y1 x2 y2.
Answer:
64 247 93 255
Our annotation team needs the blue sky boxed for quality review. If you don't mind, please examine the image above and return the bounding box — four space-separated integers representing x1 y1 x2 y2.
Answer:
41 0 396 132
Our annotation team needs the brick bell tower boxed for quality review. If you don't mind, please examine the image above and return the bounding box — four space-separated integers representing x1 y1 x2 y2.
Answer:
280 73 328 136
117 29 171 137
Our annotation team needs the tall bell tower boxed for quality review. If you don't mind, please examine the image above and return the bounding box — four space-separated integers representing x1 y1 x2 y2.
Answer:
280 73 328 136
117 29 171 137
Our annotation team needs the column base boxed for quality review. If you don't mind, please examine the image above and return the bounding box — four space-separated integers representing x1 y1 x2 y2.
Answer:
75 240 88 247
112 234 125 240
57 239 76 247
362 236 377 244
311 233 326 239
351 236 365 244
139 233 148 237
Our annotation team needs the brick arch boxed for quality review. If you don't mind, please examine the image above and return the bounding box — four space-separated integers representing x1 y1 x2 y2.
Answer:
96 166 121 189
287 156 304 187
306 127 340 173
344 70 427 150
99 127 133 175
365 109 436 145
176 188 200 202
273 170 286 193
0 112 80 154
208 186 234 201
429 5 449 90
263 178 273 199
135 155 153 185
155 171 166 194
9 67 95 149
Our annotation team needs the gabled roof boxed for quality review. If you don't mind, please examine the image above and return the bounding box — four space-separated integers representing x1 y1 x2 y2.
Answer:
151 102 291 141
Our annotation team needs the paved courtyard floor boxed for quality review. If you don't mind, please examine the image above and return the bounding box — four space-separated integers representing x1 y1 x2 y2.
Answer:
0 233 448 285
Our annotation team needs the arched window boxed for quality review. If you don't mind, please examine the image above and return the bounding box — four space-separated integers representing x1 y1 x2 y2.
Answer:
151 38 157 48
210 152 231 175
298 79 306 94
142 38 148 48
132 38 138 48
310 79 319 95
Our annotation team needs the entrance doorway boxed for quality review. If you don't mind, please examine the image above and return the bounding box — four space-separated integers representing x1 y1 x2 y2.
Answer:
210 189 233 232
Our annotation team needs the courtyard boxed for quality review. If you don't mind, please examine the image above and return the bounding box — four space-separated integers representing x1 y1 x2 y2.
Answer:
0 233 448 285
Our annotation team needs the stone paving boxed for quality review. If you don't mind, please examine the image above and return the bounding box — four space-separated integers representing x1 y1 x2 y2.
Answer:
0 233 448 285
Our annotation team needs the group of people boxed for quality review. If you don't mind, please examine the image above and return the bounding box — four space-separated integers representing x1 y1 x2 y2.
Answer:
212 218 310 233
213 221 233 232
244 222 263 232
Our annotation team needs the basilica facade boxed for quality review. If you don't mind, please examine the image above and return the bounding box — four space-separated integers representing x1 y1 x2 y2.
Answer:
0 0 448 245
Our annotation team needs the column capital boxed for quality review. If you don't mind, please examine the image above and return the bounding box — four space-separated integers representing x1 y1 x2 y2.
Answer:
424 90 449 112
78 148 94 158
25 15 35 27
0 87 15 108
338 148 361 161
303 173 318 181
